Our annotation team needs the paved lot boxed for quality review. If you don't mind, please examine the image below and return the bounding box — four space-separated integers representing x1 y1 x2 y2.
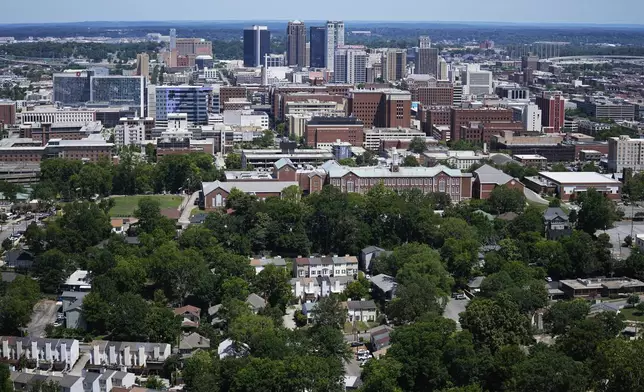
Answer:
524 188 549 205
282 305 300 330
344 357 363 378
443 298 470 330
599 221 644 259
27 300 59 338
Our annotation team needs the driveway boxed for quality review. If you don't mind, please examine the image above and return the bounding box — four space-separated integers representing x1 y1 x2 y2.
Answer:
443 298 470 330
27 299 59 337
283 304 300 330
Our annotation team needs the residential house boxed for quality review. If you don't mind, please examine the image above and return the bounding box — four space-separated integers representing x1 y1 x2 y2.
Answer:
370 274 397 301
301 301 318 321
467 276 485 294
179 332 210 357
249 256 287 274
546 281 565 301
81 370 136 392
0 336 80 371
4 249 34 269
207 304 223 326
246 293 266 313
60 291 89 329
360 246 387 272
345 300 378 323
293 255 358 278
544 207 572 240
370 325 393 352
88 341 171 370
291 276 355 301
62 270 92 292
173 305 201 328
217 339 249 359
11 372 83 392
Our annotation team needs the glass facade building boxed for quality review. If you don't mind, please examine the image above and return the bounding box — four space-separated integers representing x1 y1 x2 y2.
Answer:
310 26 326 68
243 26 270 67
155 86 212 125
90 76 146 115
53 72 92 105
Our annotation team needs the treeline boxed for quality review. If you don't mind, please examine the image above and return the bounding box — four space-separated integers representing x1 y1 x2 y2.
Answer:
35 152 223 201
0 42 160 62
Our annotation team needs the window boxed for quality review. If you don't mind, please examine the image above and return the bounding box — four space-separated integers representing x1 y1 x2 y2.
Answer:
439 179 446 192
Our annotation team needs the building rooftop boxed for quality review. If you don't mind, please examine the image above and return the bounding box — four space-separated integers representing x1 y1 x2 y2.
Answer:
560 277 644 290
514 154 547 160
474 164 516 185
538 171 622 185
202 180 298 195
325 163 470 179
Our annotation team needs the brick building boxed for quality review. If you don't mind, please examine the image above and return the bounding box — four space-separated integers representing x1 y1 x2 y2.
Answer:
450 107 513 142
536 92 565 132
279 93 346 121
411 86 454 108
0 138 113 163
0 102 16 125
347 89 411 129
459 121 524 144
220 86 248 108
424 106 452 135
305 116 364 148
472 164 525 199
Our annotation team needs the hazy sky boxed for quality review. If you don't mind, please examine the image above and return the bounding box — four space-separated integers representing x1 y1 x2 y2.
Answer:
2 0 643 25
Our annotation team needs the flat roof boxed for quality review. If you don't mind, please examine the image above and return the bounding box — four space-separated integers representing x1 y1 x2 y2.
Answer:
539 171 622 185
514 154 547 160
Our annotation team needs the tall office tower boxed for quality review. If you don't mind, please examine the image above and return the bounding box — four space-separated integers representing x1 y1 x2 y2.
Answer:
90 76 146 116
416 47 439 76
243 25 270 67
462 64 492 95
521 54 539 70
169 29 177 51
325 21 345 71
382 49 407 81
310 26 326 68
136 53 149 79
418 36 431 49
334 46 367 84
155 85 213 126
535 91 565 132
53 71 92 105
522 103 543 133
287 21 307 67
176 38 212 56
438 57 448 80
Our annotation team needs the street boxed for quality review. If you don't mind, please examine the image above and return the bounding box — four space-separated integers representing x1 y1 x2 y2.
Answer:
27 299 59 338
599 221 644 260
0 218 31 244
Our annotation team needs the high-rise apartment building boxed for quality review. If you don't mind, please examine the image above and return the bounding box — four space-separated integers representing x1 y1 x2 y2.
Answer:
310 26 326 68
287 21 307 67
53 71 93 106
0 102 16 125
243 26 270 67
169 29 177 51
382 49 407 81
136 53 149 79
462 64 493 96
176 38 212 56
325 21 345 71
522 103 543 133
155 85 212 126
608 135 644 173
521 54 539 70
90 76 147 116
415 36 439 76
450 107 514 141
334 46 367 84
535 92 565 132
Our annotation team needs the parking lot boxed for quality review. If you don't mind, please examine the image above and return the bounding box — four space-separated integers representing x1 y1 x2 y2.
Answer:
27 299 59 338
600 221 644 259
443 297 470 330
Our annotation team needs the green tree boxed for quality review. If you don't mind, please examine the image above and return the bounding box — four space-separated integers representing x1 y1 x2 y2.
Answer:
183 350 219 392
551 163 567 172
593 339 644 392
402 155 420 167
145 376 165 390
34 250 71 294
488 185 526 214
0 363 12 392
576 189 620 234
344 279 369 300
134 197 176 236
225 153 243 169
544 299 590 335
511 345 589 392
459 295 532 352
253 264 292 311
360 357 403 392
107 293 149 341
337 158 357 167
627 294 640 307
409 137 427 153
1 238 12 252
311 296 346 330
0 276 40 335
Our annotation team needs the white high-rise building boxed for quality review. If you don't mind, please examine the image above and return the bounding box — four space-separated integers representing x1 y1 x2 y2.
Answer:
522 104 543 133
169 29 177 51
334 46 367 84
438 58 448 80
608 135 644 173
463 64 492 96
325 21 345 71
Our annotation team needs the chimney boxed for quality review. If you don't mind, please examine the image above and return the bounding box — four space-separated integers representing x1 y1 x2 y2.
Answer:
92 344 100 365
16 340 22 360
60 343 67 365
31 341 38 360
1 339 8 359
153 345 160 359
123 345 131 367
109 345 116 364
45 342 52 362
138 345 146 367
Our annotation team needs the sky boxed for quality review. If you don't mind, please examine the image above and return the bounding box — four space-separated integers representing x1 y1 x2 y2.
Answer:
1 0 643 25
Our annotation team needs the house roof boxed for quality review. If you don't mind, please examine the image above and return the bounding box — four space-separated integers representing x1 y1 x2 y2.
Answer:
362 246 385 254
208 304 223 316
274 158 295 170
249 257 287 267
346 300 377 310
202 180 299 196
325 164 470 179
246 293 266 310
497 212 519 221
544 207 568 221
4 249 34 265
467 276 486 289
370 274 397 293
474 164 516 185
190 213 208 224
179 332 211 350
174 305 201 318
538 171 622 185
1 271 21 282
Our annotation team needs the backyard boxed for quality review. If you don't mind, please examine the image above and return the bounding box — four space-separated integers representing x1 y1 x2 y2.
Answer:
109 195 183 217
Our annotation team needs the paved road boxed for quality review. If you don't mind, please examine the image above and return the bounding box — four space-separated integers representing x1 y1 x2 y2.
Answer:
599 221 644 259
178 192 199 227
0 218 31 244
283 305 299 330
524 188 549 205
27 300 59 337
443 298 470 330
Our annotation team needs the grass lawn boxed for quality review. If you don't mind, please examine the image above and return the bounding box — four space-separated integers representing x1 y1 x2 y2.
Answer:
620 307 644 322
109 195 183 217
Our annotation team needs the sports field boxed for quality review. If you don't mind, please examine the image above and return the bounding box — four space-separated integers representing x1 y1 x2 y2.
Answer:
109 195 183 217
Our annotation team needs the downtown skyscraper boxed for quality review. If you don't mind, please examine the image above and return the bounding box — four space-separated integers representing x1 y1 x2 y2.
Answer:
334 46 367 84
243 25 270 67
325 21 345 71
309 26 326 68
415 36 439 76
287 20 307 67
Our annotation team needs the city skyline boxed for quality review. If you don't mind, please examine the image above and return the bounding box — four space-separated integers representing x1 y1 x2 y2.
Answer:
2 0 644 25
